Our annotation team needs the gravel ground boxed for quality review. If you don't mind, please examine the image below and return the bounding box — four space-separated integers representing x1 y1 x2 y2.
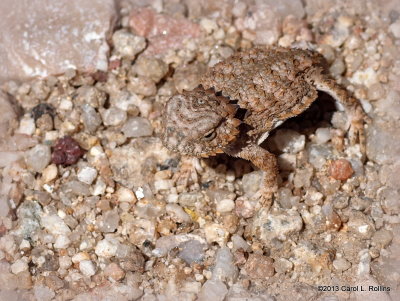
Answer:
0 0 399 300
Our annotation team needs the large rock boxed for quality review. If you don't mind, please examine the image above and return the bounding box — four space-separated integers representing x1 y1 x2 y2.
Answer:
0 0 118 83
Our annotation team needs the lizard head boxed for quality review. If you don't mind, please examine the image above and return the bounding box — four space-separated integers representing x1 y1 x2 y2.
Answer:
162 86 241 157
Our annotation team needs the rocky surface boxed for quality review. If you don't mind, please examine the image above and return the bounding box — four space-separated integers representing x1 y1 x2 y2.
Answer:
0 0 399 300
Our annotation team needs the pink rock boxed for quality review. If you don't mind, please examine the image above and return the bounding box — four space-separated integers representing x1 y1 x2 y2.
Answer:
0 0 118 83
129 7 201 56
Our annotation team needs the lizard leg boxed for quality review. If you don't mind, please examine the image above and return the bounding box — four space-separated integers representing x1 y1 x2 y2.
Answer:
311 74 367 154
228 143 278 209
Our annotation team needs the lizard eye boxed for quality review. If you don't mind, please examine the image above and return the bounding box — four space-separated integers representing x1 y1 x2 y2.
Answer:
203 129 216 141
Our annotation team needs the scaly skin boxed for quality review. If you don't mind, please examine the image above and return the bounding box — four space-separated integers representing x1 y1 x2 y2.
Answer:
162 46 366 209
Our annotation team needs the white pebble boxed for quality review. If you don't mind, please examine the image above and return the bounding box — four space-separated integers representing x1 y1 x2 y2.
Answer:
79 260 96 277
154 179 174 192
72 252 90 263
41 164 58 183
122 117 153 138
41 214 71 235
315 127 332 144
166 204 191 223
197 280 227 301
112 30 146 58
19 239 31 250
54 235 71 249
77 166 98 185
167 193 179 203
89 145 104 157
216 199 235 213
17 116 35 135
204 223 229 246
101 107 127 126
44 131 59 142
389 20 400 39
135 187 145 200
231 235 251 252
116 187 136 203
92 178 106 196
25 144 51 172
272 129 305 153
11 258 28 274
59 256 72 269
59 98 73 110
350 67 378 88
95 238 119 258
33 285 55 301
200 19 218 34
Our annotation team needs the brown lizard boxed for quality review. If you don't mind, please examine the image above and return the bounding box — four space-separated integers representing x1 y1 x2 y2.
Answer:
162 46 366 208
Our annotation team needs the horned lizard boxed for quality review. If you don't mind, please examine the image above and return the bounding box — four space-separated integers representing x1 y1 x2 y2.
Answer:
162 46 365 207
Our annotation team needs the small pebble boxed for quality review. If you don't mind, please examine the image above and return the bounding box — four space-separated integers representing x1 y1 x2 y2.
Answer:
241 170 263 197
25 144 51 172
52 136 84 166
329 57 346 76
81 104 102 133
154 179 174 191
36 114 53 131
166 204 191 223
271 129 305 153
178 239 207 264
54 235 71 249
347 212 375 239
329 159 354 181
251 209 303 243
95 238 119 258
122 117 153 138
315 128 332 144
371 229 393 248
101 107 127 126
333 257 351 271
133 56 168 83
274 258 293 273
92 178 107 196
104 262 125 281
71 252 90 263
128 77 157 97
33 285 55 301
77 166 98 185
11 258 29 274
197 280 228 301
331 111 349 131
212 247 238 283
97 209 120 233
59 256 72 269
243 254 275 279
200 18 218 34
112 29 146 58
41 164 58 183
293 167 313 188
116 187 136 203
216 199 235 213
79 260 96 277
41 214 71 235
204 223 229 246
17 116 36 135
235 198 256 218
